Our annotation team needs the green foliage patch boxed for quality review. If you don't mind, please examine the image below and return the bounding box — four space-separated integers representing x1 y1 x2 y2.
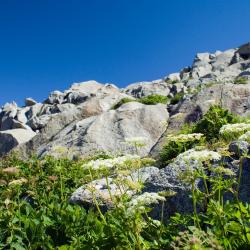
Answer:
1 106 250 249
234 76 249 85
112 94 169 109
139 94 169 105
111 97 134 109
159 105 239 165
170 92 184 105
192 105 239 142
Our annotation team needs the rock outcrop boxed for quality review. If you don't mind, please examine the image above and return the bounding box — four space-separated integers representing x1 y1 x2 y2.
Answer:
1 41 250 221
0 42 249 160
0 129 36 157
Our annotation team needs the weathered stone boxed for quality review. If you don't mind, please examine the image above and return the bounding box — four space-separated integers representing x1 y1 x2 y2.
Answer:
25 98 37 107
44 90 64 104
238 42 250 60
165 73 181 82
123 81 170 98
229 141 250 157
0 129 36 156
34 102 169 158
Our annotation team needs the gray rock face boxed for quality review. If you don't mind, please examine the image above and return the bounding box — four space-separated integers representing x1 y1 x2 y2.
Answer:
142 164 193 220
25 98 37 107
0 129 36 156
238 42 250 59
229 141 250 157
143 147 250 221
123 81 171 98
1 41 250 161
34 102 169 158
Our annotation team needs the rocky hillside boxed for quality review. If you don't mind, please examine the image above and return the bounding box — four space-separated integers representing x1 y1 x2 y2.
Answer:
0 42 250 159
1 42 250 249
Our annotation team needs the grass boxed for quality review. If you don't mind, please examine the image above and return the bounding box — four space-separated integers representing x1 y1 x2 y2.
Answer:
234 76 249 85
112 94 169 109
111 97 134 109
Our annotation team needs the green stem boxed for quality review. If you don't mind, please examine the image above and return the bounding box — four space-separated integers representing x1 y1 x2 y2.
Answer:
105 175 114 204
192 180 201 230
234 158 249 243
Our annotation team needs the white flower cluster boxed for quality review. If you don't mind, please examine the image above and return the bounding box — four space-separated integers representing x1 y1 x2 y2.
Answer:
239 131 250 142
167 133 204 143
83 155 140 170
125 137 148 145
9 178 28 186
181 149 221 162
126 192 166 216
219 123 250 135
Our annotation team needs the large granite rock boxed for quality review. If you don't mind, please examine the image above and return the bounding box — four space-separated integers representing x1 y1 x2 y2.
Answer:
0 129 36 156
32 102 169 158
123 81 171 98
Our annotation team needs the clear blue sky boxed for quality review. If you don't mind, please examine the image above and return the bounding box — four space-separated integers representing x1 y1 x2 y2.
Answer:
0 0 250 106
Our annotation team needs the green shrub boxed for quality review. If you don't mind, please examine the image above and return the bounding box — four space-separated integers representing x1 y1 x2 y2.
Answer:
160 140 194 166
170 92 184 105
139 94 169 105
234 76 248 84
160 133 204 166
112 97 134 109
192 105 238 142
1 147 250 249
165 79 179 84
112 95 169 109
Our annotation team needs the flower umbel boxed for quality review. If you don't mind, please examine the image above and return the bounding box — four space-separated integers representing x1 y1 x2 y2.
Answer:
220 123 250 135
126 192 166 216
82 155 140 170
167 133 204 143
181 149 221 162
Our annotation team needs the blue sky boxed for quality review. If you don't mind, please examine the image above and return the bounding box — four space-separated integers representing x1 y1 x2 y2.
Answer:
0 0 250 106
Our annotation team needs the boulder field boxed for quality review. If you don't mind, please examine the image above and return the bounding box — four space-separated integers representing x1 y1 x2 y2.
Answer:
1 42 250 159
1 42 250 219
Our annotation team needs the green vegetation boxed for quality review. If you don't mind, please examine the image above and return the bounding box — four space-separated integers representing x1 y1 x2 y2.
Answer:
170 92 184 105
160 105 239 165
112 94 169 109
160 133 204 166
192 105 238 142
139 94 169 105
111 97 134 109
1 106 250 249
234 76 248 85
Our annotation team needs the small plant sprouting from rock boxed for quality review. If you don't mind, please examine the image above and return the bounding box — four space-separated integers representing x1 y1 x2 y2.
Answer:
234 76 248 84
192 105 239 142
170 92 184 105
112 97 135 109
112 94 169 109
139 94 169 105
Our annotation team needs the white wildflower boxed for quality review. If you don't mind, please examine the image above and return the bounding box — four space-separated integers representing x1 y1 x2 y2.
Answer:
219 123 250 135
151 219 161 227
83 155 140 170
126 192 166 216
9 178 28 186
181 149 221 162
211 167 235 176
167 133 204 143
239 131 250 142
125 137 148 146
